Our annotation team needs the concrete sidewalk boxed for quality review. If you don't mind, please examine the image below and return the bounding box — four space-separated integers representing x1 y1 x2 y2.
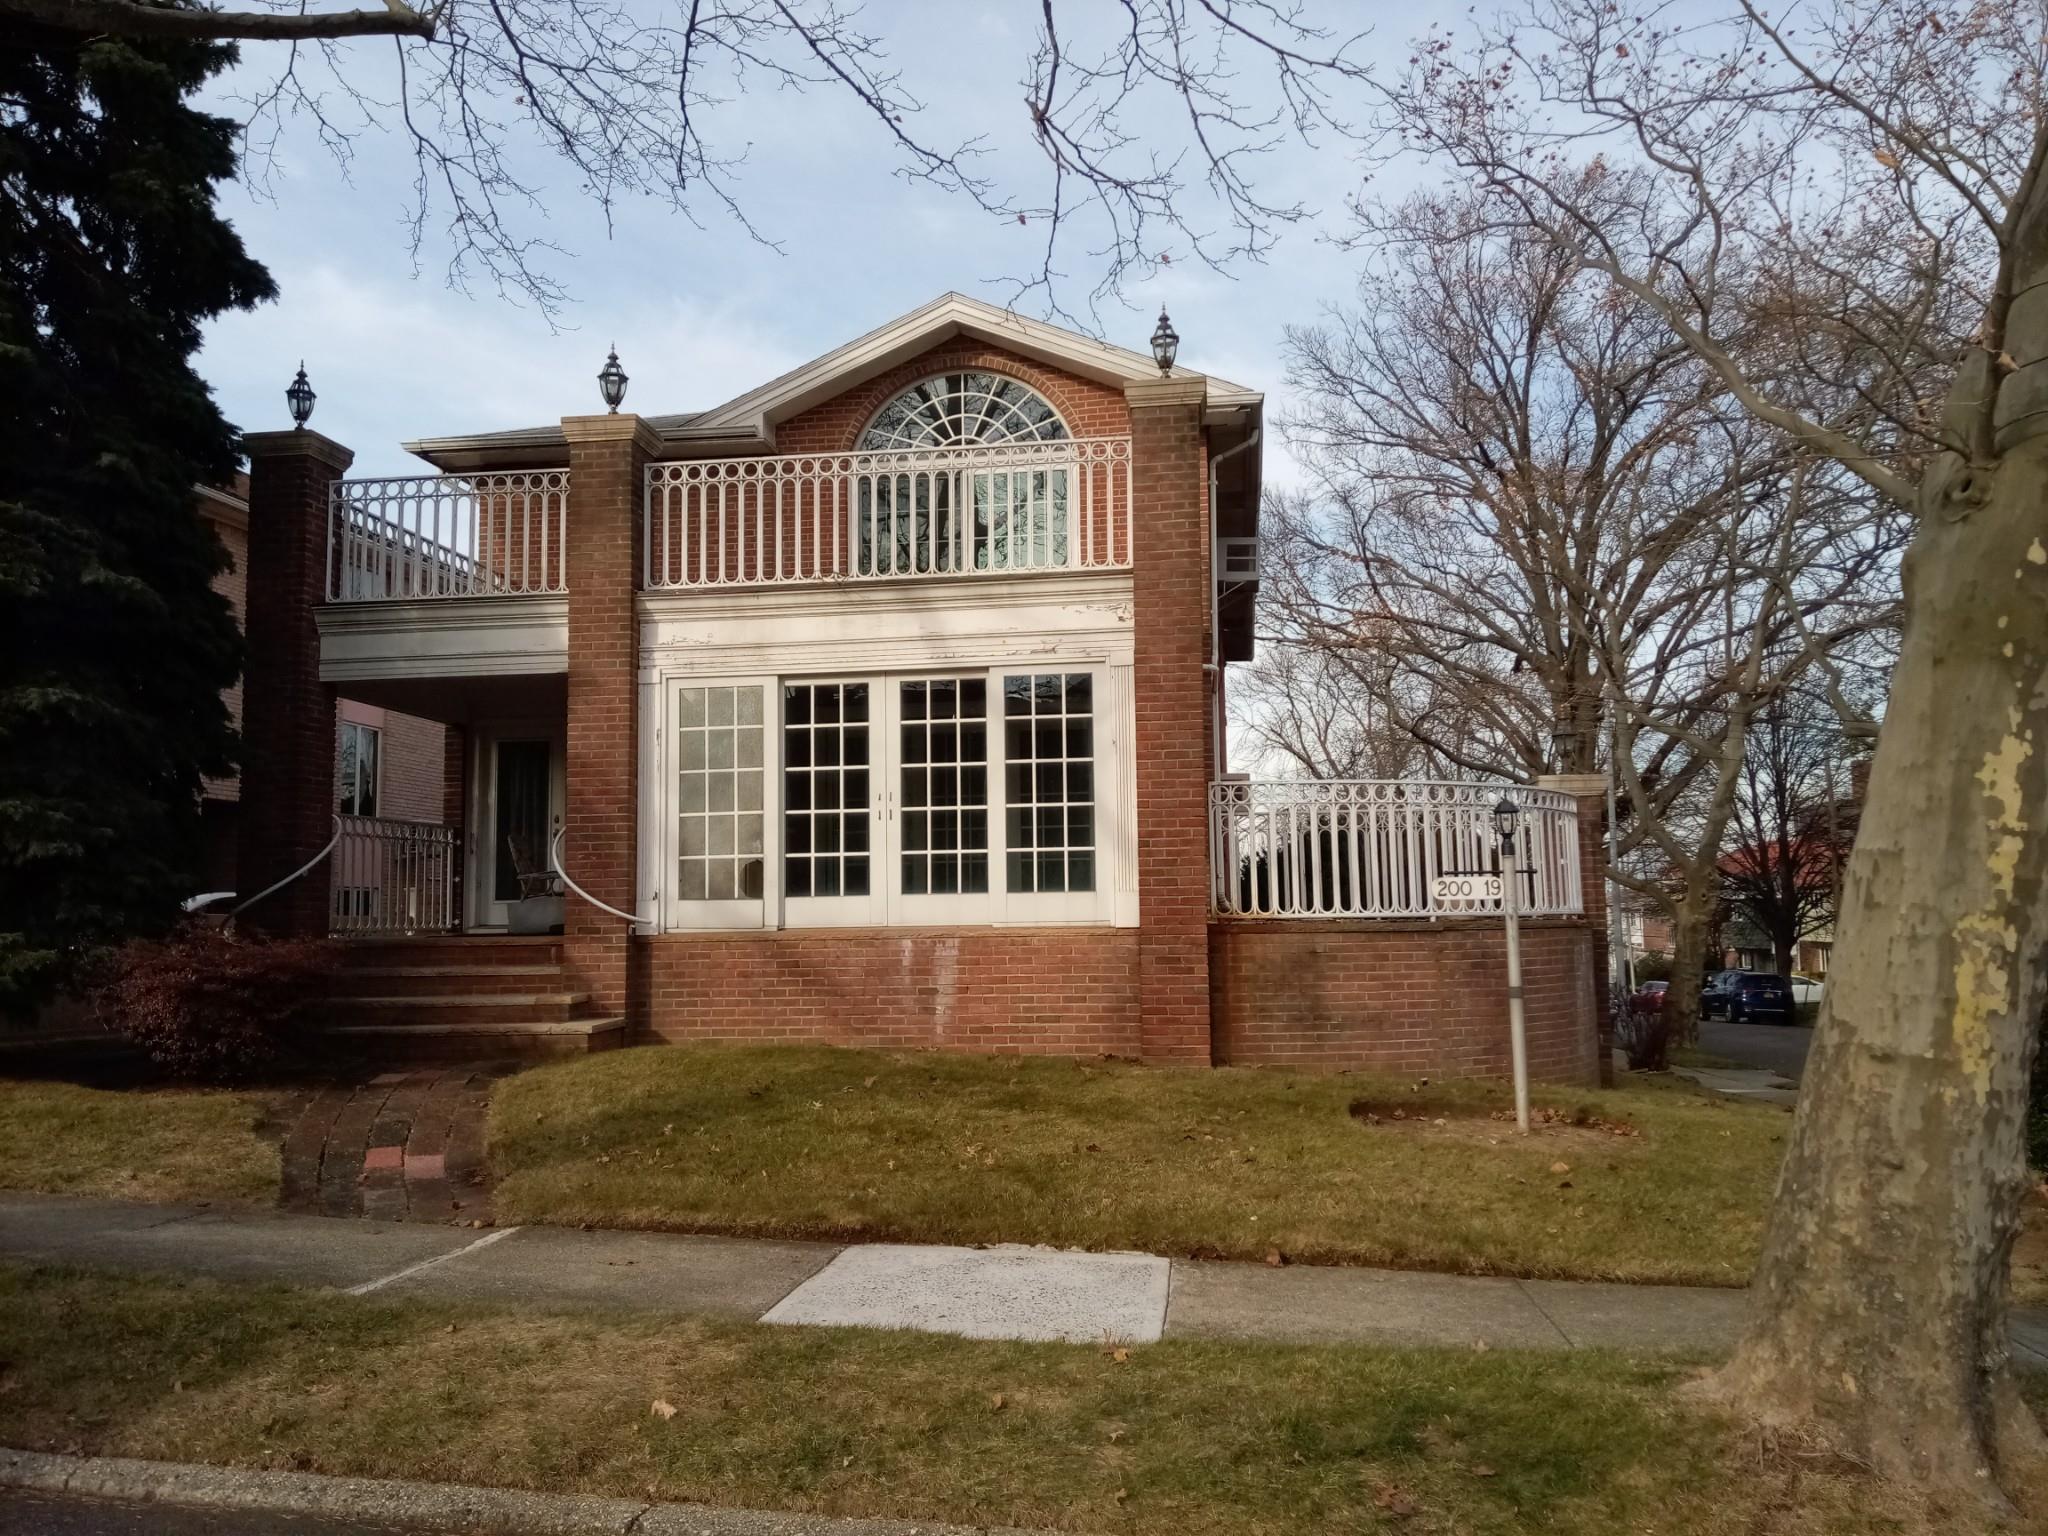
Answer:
5 1191 2046 1361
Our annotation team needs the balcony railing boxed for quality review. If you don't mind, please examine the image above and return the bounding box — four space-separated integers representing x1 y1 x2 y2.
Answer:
644 438 1133 589
328 470 570 602
1210 780 1583 919
329 815 459 934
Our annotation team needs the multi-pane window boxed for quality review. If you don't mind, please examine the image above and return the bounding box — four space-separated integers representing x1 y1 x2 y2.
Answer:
672 666 1112 928
899 677 989 896
676 685 765 900
338 722 380 817
1003 673 1094 893
784 682 871 898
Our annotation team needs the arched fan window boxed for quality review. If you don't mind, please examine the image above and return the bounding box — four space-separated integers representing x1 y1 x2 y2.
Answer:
855 373 1072 573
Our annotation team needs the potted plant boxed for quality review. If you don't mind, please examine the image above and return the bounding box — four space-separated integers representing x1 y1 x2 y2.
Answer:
504 834 564 935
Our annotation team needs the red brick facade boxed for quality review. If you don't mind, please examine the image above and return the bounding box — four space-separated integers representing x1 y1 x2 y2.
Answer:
234 312 1606 1080
1210 919 1601 1083
561 415 659 1015
239 431 351 936
1128 378 1214 1063
637 928 1140 1055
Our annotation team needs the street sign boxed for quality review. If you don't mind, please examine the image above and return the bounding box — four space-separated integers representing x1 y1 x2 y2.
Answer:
1430 873 1502 906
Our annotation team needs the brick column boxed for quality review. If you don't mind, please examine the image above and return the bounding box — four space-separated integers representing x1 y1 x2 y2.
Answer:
560 414 658 1016
239 428 353 937
1127 376 1213 1064
442 724 468 929
1539 772 1614 1085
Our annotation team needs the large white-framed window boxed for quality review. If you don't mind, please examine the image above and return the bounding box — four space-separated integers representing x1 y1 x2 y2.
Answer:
658 661 1119 931
660 678 775 931
338 721 381 817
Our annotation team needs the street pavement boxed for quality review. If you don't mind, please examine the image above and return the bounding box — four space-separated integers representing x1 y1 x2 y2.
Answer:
1697 1017 1815 1080
6 1189 2047 1362
0 1491 428 1535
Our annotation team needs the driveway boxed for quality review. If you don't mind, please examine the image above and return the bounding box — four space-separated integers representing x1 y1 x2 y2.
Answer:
1697 1016 1814 1081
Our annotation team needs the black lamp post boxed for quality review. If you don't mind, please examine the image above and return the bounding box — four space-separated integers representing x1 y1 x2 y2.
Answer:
1491 794 1521 851
597 346 628 414
286 363 316 429
1150 308 1179 374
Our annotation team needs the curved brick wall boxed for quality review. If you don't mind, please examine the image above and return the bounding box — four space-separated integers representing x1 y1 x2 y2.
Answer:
1208 918 1601 1084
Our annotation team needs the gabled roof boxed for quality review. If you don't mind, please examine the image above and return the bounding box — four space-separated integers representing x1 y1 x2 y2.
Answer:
403 292 1261 471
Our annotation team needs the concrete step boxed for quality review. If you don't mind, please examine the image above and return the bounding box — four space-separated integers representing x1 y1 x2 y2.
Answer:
336 936 564 969
329 964 567 997
322 992 594 1026
318 1016 628 1061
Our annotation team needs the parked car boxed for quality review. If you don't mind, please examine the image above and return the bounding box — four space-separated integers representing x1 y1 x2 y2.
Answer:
1629 979 1669 1014
1700 970 1742 1018
1724 971 1794 1024
1788 973 1825 1006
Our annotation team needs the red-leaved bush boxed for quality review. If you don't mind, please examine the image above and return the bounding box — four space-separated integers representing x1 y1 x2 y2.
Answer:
90 922 335 1081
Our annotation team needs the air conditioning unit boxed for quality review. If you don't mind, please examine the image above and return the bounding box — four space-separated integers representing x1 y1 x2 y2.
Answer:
1215 536 1259 584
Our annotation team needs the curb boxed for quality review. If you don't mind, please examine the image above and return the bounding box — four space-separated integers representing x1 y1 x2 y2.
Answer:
0 1448 1023 1536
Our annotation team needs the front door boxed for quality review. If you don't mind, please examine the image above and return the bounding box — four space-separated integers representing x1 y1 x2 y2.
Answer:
472 726 566 929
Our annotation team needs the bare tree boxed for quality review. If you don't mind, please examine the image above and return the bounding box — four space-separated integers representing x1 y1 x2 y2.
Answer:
1266 185 1900 1043
1383 0 2048 1502
9 0 1372 322
1720 686 1868 977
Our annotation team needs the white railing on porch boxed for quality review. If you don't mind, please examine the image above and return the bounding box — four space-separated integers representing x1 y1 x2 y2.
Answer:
329 815 459 934
1210 780 1583 919
643 437 1133 589
328 470 570 602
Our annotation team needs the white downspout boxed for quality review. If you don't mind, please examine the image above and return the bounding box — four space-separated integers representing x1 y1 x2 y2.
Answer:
1205 427 1261 780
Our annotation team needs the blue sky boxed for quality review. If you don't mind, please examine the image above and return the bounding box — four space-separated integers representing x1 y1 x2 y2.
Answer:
194 3 1454 480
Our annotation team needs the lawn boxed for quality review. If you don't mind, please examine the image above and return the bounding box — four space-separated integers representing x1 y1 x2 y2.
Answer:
1 1262 2034 1536
491 1044 1790 1286
0 1078 277 1205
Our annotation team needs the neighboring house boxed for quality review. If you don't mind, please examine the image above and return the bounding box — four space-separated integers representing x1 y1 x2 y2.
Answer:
234 293 1610 1077
195 479 449 916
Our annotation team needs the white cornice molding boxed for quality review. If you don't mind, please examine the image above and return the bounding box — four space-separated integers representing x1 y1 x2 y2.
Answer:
317 595 568 682
691 293 1261 441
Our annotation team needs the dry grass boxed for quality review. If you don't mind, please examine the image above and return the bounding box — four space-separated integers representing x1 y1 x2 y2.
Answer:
0 1078 276 1205
491 1044 1790 1286
1 1263 2036 1536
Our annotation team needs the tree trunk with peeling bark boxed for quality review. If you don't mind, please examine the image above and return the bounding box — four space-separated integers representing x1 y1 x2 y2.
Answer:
1700 423 2048 1499
1663 902 1713 1049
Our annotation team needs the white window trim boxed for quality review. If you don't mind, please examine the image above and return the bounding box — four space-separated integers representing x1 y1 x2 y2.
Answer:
339 720 381 818
645 658 1130 933
655 675 779 932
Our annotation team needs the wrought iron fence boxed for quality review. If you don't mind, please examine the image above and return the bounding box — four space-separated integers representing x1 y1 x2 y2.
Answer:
328 470 570 601
329 815 459 934
1209 780 1582 919
644 438 1133 588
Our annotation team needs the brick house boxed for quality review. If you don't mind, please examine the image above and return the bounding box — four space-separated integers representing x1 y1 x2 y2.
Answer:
235 295 1608 1077
195 479 449 907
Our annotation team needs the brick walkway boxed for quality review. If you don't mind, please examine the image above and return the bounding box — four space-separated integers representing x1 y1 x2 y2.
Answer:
276 1067 502 1224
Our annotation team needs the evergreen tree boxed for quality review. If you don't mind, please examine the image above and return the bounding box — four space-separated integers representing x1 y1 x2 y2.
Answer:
0 25 273 1012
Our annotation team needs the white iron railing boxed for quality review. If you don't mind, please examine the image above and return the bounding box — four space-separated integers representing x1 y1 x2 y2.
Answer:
644 437 1133 589
329 815 459 934
328 470 570 601
1210 780 1583 919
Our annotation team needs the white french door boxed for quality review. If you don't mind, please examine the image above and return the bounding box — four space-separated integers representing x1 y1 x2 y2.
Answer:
775 667 1105 928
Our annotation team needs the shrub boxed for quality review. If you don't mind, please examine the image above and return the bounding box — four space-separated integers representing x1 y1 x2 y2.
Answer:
1615 997 1671 1074
89 923 334 1082
1632 951 1675 984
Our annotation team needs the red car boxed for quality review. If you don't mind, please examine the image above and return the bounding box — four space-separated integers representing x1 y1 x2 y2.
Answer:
1629 980 1669 1013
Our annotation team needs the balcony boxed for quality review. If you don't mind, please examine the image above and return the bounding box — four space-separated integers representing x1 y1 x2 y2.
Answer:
328 470 570 602
1210 780 1583 919
643 437 1133 589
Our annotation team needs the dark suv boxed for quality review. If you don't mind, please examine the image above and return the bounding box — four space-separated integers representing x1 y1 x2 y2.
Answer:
1700 970 1742 1018
1726 971 1793 1024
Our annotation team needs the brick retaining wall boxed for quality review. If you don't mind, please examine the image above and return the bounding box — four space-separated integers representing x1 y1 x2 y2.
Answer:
1209 918 1600 1083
